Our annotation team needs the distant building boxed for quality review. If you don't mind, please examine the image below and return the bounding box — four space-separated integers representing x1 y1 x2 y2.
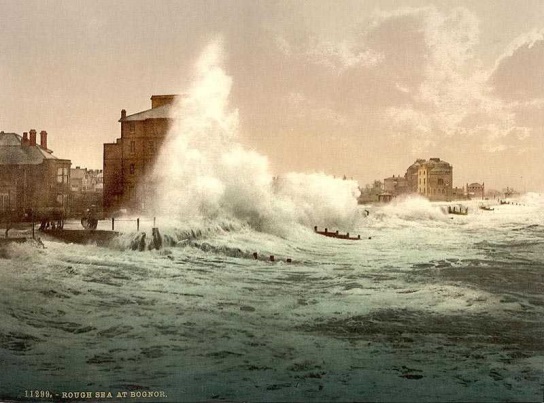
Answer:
404 158 453 201
383 175 409 197
405 158 426 193
0 130 71 219
103 95 179 213
70 167 103 193
70 167 104 215
452 186 466 200
503 187 519 199
358 180 383 204
466 182 485 200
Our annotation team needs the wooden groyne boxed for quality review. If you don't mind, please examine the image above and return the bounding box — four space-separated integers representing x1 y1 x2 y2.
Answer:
314 226 361 241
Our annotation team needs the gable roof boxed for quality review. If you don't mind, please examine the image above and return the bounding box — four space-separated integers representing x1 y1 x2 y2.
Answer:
119 104 173 122
0 132 60 165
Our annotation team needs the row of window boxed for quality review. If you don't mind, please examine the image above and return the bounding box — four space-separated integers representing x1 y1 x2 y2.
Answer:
419 178 446 186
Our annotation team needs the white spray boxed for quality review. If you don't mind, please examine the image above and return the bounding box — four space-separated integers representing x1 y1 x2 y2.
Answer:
149 40 360 235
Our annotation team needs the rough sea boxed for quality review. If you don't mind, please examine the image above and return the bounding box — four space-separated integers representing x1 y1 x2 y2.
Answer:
0 194 542 402
2 42 543 402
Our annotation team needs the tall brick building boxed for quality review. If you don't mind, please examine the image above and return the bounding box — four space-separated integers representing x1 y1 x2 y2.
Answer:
103 95 179 213
0 130 71 219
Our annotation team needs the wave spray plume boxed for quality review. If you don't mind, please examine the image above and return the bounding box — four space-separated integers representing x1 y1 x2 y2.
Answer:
149 39 360 235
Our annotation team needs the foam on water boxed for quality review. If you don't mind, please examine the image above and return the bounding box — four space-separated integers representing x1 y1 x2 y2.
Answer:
146 40 359 237
0 40 542 402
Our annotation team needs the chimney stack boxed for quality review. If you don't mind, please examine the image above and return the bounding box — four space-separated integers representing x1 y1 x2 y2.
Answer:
40 130 48 150
121 109 126 119
29 129 37 146
22 132 29 146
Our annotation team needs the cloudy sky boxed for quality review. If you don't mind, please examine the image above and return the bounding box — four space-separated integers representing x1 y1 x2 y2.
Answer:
1 0 543 192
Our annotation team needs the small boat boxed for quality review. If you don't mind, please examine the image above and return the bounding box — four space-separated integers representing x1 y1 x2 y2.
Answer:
314 226 361 240
479 205 494 211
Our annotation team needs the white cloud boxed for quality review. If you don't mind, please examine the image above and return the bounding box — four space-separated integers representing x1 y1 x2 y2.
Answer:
482 144 508 153
489 29 544 102
306 39 384 71
272 5 538 155
284 91 349 128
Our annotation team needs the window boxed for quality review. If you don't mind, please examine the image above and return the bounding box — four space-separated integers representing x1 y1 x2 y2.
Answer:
438 178 444 186
130 164 135 174
130 140 136 153
0 193 9 212
129 122 135 133
146 140 156 156
57 167 69 183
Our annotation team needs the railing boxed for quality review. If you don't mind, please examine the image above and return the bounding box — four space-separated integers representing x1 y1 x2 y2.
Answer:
110 217 157 231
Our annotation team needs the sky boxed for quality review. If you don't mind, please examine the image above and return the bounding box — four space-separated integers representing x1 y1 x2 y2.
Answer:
1 0 543 192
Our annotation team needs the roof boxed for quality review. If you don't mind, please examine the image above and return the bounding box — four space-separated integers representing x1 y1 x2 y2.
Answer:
426 159 452 172
0 132 59 165
430 163 452 172
119 104 173 122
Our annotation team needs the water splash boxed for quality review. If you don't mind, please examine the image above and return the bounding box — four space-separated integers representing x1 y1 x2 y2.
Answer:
149 40 360 235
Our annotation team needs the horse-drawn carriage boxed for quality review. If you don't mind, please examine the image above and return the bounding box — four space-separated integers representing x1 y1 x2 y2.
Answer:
35 207 66 230
80 206 98 230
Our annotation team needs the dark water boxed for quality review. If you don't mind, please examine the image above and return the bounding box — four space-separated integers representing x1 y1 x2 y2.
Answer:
0 198 542 402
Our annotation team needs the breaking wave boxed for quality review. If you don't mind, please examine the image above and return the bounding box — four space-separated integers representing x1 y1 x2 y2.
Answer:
147 39 360 237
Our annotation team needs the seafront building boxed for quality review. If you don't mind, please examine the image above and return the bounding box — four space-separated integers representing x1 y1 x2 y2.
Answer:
466 182 485 199
411 158 453 201
0 130 71 218
381 158 454 202
103 95 179 213
383 175 409 196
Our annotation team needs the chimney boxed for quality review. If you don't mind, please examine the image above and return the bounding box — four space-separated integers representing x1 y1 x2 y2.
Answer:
22 132 29 146
151 95 178 109
121 109 126 119
40 130 48 150
29 129 37 146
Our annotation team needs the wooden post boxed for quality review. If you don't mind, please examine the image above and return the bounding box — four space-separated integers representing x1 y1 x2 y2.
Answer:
112 217 115 231
153 217 156 227
137 218 140 232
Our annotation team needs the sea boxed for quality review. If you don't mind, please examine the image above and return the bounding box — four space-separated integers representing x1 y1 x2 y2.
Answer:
1 42 542 402
0 194 542 402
